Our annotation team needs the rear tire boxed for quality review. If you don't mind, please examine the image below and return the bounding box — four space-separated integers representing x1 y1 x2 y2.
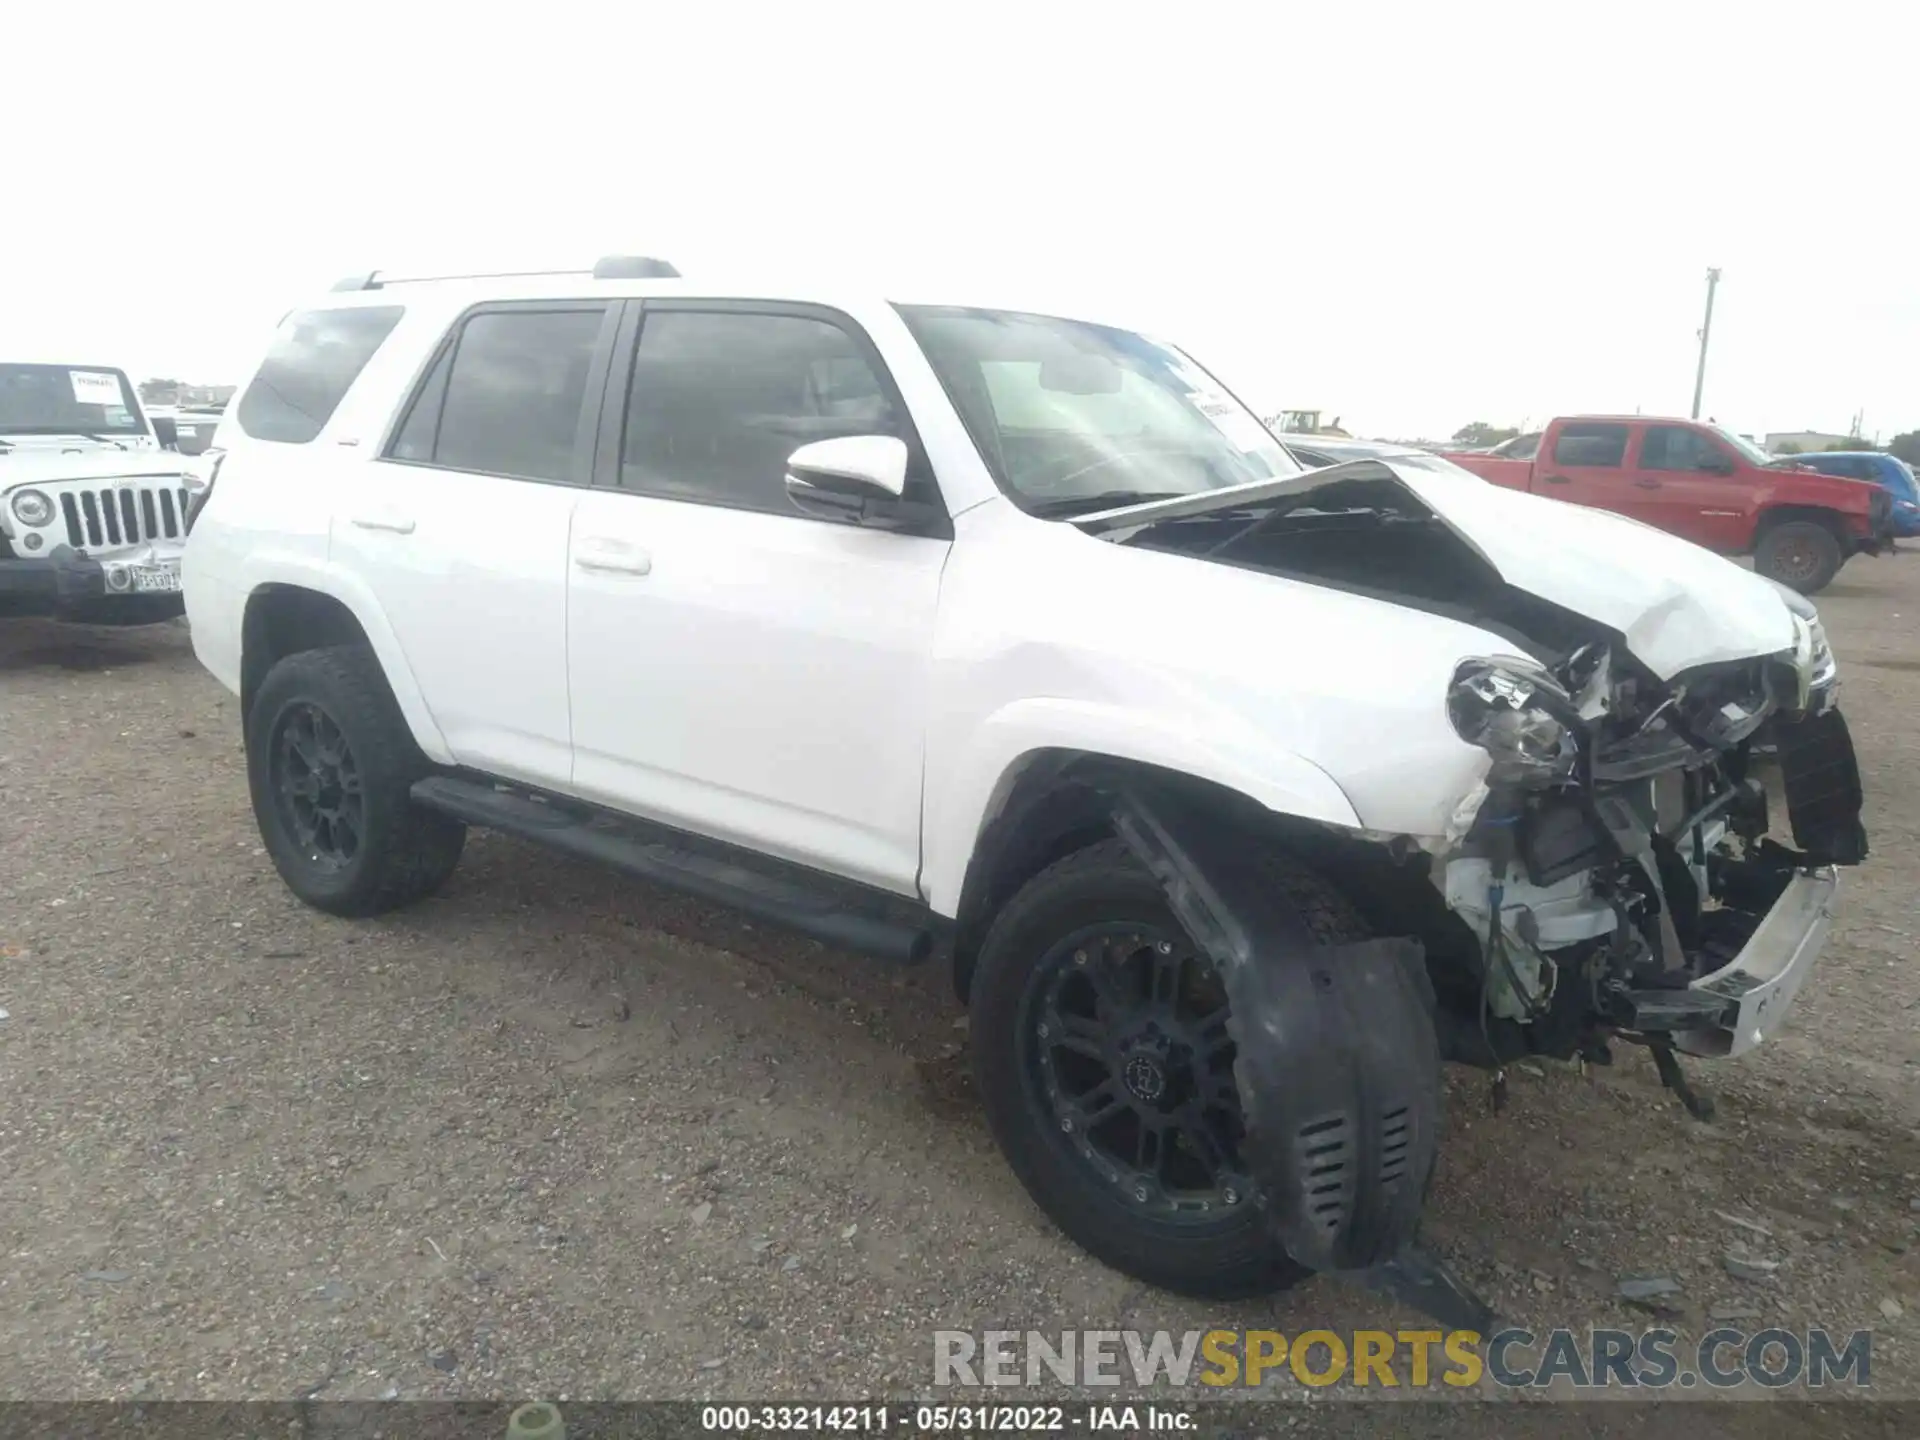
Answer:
247 645 465 917
970 837 1365 1299
1755 519 1843 594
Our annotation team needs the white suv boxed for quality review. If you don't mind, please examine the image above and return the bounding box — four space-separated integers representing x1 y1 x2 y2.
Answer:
183 255 1867 1314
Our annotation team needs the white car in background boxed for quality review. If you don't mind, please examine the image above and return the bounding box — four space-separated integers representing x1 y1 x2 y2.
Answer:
0 359 201 623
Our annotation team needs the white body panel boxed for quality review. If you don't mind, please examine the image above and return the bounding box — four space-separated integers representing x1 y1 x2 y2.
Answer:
566 490 947 895
915 499 1499 913
332 459 576 786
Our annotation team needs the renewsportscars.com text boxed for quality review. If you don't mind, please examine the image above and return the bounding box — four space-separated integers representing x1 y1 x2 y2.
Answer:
933 1327 1874 1391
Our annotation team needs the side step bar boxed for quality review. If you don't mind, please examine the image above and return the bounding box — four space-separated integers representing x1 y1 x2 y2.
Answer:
410 776 935 964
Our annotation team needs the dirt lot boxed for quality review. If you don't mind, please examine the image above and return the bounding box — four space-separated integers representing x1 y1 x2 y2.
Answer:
2 555 1916 1427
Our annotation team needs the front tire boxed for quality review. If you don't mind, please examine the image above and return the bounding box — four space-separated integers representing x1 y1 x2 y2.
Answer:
246 645 465 917
970 838 1364 1299
1755 519 1843 594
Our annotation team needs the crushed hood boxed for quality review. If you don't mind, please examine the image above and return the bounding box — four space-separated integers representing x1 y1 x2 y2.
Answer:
1071 459 1796 680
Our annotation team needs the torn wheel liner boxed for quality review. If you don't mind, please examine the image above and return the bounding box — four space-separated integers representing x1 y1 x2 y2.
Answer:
1227 933 1442 1273
1112 792 1442 1275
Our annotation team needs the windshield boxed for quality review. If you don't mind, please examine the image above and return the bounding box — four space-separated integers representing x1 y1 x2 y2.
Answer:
1707 425 1773 467
0 364 146 438
897 305 1300 512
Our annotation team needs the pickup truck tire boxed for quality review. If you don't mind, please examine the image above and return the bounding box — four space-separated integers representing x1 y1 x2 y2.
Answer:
970 838 1362 1299
246 644 466 918
1755 519 1843 595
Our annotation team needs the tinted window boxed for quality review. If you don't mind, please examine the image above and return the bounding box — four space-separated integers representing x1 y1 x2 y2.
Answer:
1640 425 1726 471
618 309 929 513
389 343 454 464
1551 423 1629 468
394 307 605 483
236 306 403 444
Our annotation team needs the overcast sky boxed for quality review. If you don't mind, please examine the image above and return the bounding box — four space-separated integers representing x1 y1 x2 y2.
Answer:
7 2 1914 442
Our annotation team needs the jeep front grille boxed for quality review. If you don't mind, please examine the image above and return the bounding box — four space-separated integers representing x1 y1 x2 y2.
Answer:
60 484 194 549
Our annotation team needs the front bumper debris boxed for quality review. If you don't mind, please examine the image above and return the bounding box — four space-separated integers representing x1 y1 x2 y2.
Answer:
1622 866 1838 1058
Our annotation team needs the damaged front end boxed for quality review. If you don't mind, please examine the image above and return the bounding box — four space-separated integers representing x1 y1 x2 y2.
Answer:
1437 629 1864 1078
1103 638 1865 1326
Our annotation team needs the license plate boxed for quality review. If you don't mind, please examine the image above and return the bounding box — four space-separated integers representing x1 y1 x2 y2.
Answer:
132 564 183 593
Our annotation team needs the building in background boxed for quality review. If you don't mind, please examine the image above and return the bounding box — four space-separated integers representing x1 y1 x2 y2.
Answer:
1764 429 1862 454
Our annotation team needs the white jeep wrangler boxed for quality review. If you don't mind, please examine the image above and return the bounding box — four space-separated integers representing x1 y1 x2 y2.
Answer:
182 255 1866 1319
1 360 199 623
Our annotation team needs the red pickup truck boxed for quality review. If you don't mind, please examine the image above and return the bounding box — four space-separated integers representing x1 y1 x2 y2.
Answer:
1440 415 1892 594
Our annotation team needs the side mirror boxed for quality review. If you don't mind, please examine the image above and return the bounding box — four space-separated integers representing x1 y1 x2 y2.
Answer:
784 435 908 522
1699 454 1738 476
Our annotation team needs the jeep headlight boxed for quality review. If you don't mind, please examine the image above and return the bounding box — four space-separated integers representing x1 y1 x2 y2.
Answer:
1447 657 1579 785
9 488 54 528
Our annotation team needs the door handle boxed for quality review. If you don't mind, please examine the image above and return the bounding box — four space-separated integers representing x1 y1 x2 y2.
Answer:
350 512 416 534
1541 474 1571 485
573 541 652 576
1633 479 1663 490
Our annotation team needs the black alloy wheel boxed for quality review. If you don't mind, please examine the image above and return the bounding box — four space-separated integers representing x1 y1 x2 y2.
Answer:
271 701 365 870
1019 921 1255 1224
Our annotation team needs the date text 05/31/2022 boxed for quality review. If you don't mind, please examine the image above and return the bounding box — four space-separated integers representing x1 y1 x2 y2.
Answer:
701 1404 1193 1432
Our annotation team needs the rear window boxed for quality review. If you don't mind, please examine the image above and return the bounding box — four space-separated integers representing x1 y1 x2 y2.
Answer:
235 305 404 444
387 306 607 484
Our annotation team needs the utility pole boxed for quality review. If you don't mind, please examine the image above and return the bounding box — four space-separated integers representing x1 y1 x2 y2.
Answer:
1690 267 1722 420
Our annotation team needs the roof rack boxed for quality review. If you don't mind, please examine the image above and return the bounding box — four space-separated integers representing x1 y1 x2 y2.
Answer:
329 254 680 292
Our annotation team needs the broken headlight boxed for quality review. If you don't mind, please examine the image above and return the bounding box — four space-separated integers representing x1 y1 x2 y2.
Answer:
1447 657 1580 785
1803 614 1837 691
1765 580 1839 697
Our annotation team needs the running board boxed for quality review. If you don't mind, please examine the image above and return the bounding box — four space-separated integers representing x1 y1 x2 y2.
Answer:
410 776 935 964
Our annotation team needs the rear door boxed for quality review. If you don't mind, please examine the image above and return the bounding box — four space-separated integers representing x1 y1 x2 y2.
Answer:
1535 422 1649 521
564 300 951 895
1626 423 1751 551
332 300 616 787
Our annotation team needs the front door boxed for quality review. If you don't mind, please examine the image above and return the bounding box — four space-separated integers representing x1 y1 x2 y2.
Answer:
565 302 952 896
1625 423 1750 552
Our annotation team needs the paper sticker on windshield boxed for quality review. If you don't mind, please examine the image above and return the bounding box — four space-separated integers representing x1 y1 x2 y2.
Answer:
1192 390 1275 452
69 371 122 406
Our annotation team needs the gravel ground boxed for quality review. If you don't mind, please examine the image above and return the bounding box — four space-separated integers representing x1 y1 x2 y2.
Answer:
1 555 1916 1428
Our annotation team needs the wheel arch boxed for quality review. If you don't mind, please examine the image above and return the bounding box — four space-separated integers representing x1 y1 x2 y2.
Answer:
239 577 451 762
1753 503 1847 544
941 747 1362 1004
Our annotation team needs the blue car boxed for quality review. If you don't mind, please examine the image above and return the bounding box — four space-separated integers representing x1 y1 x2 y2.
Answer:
1788 451 1920 538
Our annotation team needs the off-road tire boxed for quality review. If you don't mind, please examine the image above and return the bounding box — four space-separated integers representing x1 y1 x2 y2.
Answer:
247 645 465 917
969 837 1367 1299
1755 519 1844 595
